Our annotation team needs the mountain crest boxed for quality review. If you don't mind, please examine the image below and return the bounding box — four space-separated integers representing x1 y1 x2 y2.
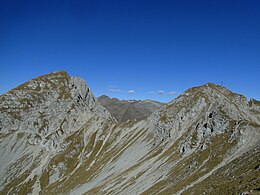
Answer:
0 71 259 194
150 82 259 146
0 71 113 149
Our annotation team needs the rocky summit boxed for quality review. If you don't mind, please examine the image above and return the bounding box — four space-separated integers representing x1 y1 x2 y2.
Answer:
0 71 259 195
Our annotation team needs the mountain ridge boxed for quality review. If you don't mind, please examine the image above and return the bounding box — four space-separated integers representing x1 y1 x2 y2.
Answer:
0 70 259 194
97 95 164 122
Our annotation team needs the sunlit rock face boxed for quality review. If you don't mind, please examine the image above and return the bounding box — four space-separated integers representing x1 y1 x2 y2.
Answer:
0 71 259 195
0 71 113 150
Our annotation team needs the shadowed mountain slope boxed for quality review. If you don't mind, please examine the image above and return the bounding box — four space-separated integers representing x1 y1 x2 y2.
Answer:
98 95 164 122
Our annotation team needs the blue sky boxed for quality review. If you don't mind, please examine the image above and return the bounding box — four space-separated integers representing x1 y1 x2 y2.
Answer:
0 0 259 102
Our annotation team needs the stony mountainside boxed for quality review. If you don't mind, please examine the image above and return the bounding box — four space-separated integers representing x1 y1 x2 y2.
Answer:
98 95 164 122
0 71 259 195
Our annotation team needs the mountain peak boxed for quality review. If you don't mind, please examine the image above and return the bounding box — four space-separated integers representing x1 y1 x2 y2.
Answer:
0 74 259 194
0 70 113 135
32 70 70 83
98 95 164 122
98 95 110 101
43 70 69 77
151 81 259 145
177 82 247 105
185 82 226 93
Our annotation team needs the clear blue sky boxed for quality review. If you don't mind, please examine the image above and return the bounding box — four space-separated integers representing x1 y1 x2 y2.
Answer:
0 0 259 102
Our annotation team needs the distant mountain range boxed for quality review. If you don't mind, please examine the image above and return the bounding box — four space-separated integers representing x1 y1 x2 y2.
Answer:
0 70 259 194
98 95 164 122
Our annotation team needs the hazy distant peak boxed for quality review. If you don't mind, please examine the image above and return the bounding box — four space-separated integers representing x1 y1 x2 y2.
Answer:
98 95 164 122
98 95 110 101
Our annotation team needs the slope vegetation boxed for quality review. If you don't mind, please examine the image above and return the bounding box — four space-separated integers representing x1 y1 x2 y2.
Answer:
0 71 259 194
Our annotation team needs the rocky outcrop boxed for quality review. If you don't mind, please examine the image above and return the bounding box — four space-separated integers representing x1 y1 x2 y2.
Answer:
149 83 260 146
0 71 113 150
0 71 115 194
0 72 259 195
